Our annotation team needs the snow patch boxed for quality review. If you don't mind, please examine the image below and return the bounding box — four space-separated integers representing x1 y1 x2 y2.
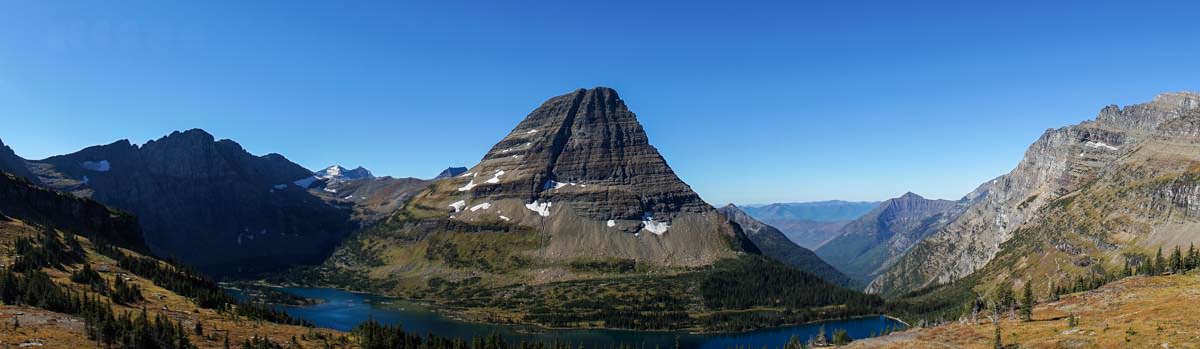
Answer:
293 176 318 188
499 215 511 221
1085 141 1119 151
459 172 475 178
606 220 616 227
469 202 492 212
526 129 538 134
323 188 338 193
80 160 111 172
525 201 552 217
458 180 478 191
343 195 354 200
544 180 579 190
273 184 288 190
449 200 467 212
485 170 506 184
641 213 669 235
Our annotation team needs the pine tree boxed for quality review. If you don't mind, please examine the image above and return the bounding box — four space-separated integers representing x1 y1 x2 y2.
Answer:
1171 246 1184 273
1155 247 1166 274
1188 243 1198 270
1020 281 1034 322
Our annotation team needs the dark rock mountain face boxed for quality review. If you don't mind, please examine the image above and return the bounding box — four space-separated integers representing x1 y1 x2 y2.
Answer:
433 166 468 179
0 138 36 182
19 129 355 277
816 192 965 285
0 172 146 251
321 87 756 289
718 204 856 288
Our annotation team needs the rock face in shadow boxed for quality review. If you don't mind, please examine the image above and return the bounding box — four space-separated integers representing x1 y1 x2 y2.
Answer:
816 192 965 285
870 92 1200 296
19 129 356 277
718 204 856 288
0 172 147 251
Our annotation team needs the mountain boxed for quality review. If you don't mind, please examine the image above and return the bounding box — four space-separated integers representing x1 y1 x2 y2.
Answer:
761 219 851 249
434 166 468 179
298 88 878 331
870 92 1200 297
718 204 857 288
314 165 374 181
815 192 966 285
742 200 879 222
0 171 332 348
11 129 355 277
320 87 757 285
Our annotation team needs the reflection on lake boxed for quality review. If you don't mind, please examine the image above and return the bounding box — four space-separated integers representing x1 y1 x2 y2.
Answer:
234 287 905 349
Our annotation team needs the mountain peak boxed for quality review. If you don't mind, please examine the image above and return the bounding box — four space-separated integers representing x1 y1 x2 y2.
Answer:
898 192 925 200
434 166 468 179
316 165 373 181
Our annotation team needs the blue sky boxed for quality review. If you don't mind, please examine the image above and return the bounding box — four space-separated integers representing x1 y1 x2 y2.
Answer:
1 1 1198 204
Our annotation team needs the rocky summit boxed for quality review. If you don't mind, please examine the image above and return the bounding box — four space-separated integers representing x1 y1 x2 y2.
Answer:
318 87 757 290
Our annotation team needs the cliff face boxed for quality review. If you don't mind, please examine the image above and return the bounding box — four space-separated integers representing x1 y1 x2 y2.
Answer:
0 172 146 251
718 204 855 288
816 192 965 285
320 87 755 290
870 92 1200 296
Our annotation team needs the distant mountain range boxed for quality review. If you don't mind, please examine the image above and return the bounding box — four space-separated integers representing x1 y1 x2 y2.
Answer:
719 204 856 288
740 200 879 249
741 200 879 222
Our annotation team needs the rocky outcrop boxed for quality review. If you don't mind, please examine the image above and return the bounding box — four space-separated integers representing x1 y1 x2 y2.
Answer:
816 192 965 285
718 204 856 288
870 92 1200 296
26 129 355 277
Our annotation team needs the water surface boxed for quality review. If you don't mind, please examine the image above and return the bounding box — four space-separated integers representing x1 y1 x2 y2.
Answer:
243 287 905 349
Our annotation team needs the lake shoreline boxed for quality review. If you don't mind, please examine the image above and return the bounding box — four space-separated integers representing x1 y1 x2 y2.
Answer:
232 283 907 336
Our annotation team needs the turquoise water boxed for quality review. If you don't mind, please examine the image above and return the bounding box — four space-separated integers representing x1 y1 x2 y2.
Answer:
246 287 905 349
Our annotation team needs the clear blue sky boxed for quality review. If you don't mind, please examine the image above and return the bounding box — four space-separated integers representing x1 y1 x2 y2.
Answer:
1 1 1198 205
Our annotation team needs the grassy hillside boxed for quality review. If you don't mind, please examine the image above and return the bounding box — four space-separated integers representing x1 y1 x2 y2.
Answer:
851 273 1200 348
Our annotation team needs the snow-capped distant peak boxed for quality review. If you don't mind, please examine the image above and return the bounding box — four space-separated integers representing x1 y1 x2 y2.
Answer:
315 165 374 181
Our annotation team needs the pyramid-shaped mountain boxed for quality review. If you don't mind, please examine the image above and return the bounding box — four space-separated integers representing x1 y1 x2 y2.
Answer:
323 87 756 288
421 87 753 265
